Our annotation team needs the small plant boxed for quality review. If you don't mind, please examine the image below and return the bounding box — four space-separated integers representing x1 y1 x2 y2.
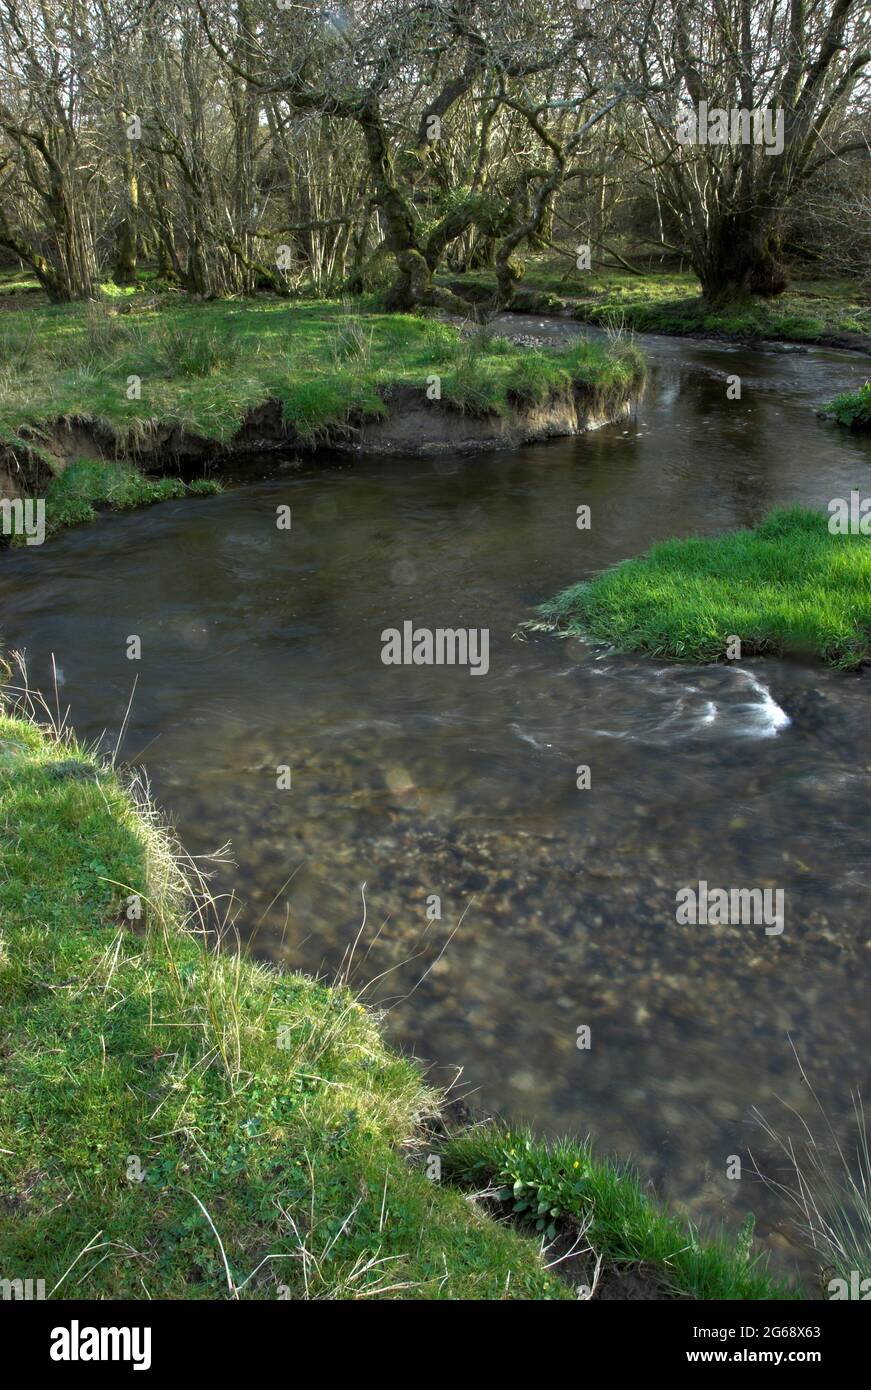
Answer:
440 1123 791 1299
494 1133 592 1240
822 381 871 429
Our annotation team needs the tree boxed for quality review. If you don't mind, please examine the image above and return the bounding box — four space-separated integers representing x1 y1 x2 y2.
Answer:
0 0 101 300
627 0 871 305
197 0 636 310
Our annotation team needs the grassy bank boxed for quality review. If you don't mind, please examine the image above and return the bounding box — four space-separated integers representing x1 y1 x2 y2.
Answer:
29 459 221 541
0 294 644 467
441 1127 790 1300
0 709 567 1300
536 508 871 670
0 708 789 1300
443 257 871 349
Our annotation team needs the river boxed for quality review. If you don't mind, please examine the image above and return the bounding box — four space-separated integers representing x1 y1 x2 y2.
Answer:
3 321 870 1284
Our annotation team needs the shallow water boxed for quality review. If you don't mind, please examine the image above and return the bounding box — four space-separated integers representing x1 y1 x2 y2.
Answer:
3 325 871 1283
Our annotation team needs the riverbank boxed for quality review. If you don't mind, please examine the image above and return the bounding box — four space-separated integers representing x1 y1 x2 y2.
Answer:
535 507 871 670
0 704 791 1300
0 297 644 534
442 259 871 355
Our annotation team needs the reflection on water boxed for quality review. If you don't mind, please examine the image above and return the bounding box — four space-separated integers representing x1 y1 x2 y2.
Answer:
3 328 871 1283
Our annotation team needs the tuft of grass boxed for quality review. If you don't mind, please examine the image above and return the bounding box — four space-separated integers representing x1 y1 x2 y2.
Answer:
0 703 572 1300
325 311 375 369
536 507 871 670
752 1050 871 1297
505 348 570 408
186 476 224 496
561 335 646 418
157 323 244 378
440 1125 794 1300
822 381 871 430
31 458 219 539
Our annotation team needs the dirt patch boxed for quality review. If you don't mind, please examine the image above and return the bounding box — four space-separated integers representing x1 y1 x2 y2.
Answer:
544 1228 679 1300
350 382 623 456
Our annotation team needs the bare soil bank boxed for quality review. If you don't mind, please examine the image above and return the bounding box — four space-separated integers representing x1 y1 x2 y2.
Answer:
0 376 630 501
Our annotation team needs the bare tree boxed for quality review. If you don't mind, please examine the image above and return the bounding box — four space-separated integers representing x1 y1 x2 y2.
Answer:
0 0 102 299
625 0 871 304
195 0 642 309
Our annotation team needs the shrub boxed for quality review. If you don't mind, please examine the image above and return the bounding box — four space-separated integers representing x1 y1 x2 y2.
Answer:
822 381 871 429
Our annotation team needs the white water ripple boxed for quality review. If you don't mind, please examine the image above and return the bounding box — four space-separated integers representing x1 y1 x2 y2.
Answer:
513 663 791 751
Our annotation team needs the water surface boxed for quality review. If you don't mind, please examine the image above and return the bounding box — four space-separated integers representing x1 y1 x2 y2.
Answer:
3 326 870 1282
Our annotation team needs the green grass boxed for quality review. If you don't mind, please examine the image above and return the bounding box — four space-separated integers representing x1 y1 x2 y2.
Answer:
0 709 574 1300
0 295 644 464
0 267 42 297
0 708 799 1300
822 381 871 429
441 1126 792 1300
536 507 871 670
443 256 871 347
28 458 222 538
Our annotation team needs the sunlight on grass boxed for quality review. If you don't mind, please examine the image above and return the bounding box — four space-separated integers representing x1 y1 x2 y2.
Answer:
441 1124 792 1300
0 297 643 456
444 257 870 344
537 508 871 669
0 704 570 1300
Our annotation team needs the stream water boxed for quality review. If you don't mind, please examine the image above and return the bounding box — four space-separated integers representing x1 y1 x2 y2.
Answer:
3 322 870 1283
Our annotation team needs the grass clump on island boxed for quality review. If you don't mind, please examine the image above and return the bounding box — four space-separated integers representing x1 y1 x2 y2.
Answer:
536 507 871 670
0 294 644 463
822 381 871 430
0 702 791 1300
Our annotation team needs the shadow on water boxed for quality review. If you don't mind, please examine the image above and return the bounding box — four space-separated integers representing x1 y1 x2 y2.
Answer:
3 327 871 1284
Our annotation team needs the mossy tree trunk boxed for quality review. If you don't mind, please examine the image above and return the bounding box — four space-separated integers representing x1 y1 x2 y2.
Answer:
696 215 788 307
358 104 437 311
